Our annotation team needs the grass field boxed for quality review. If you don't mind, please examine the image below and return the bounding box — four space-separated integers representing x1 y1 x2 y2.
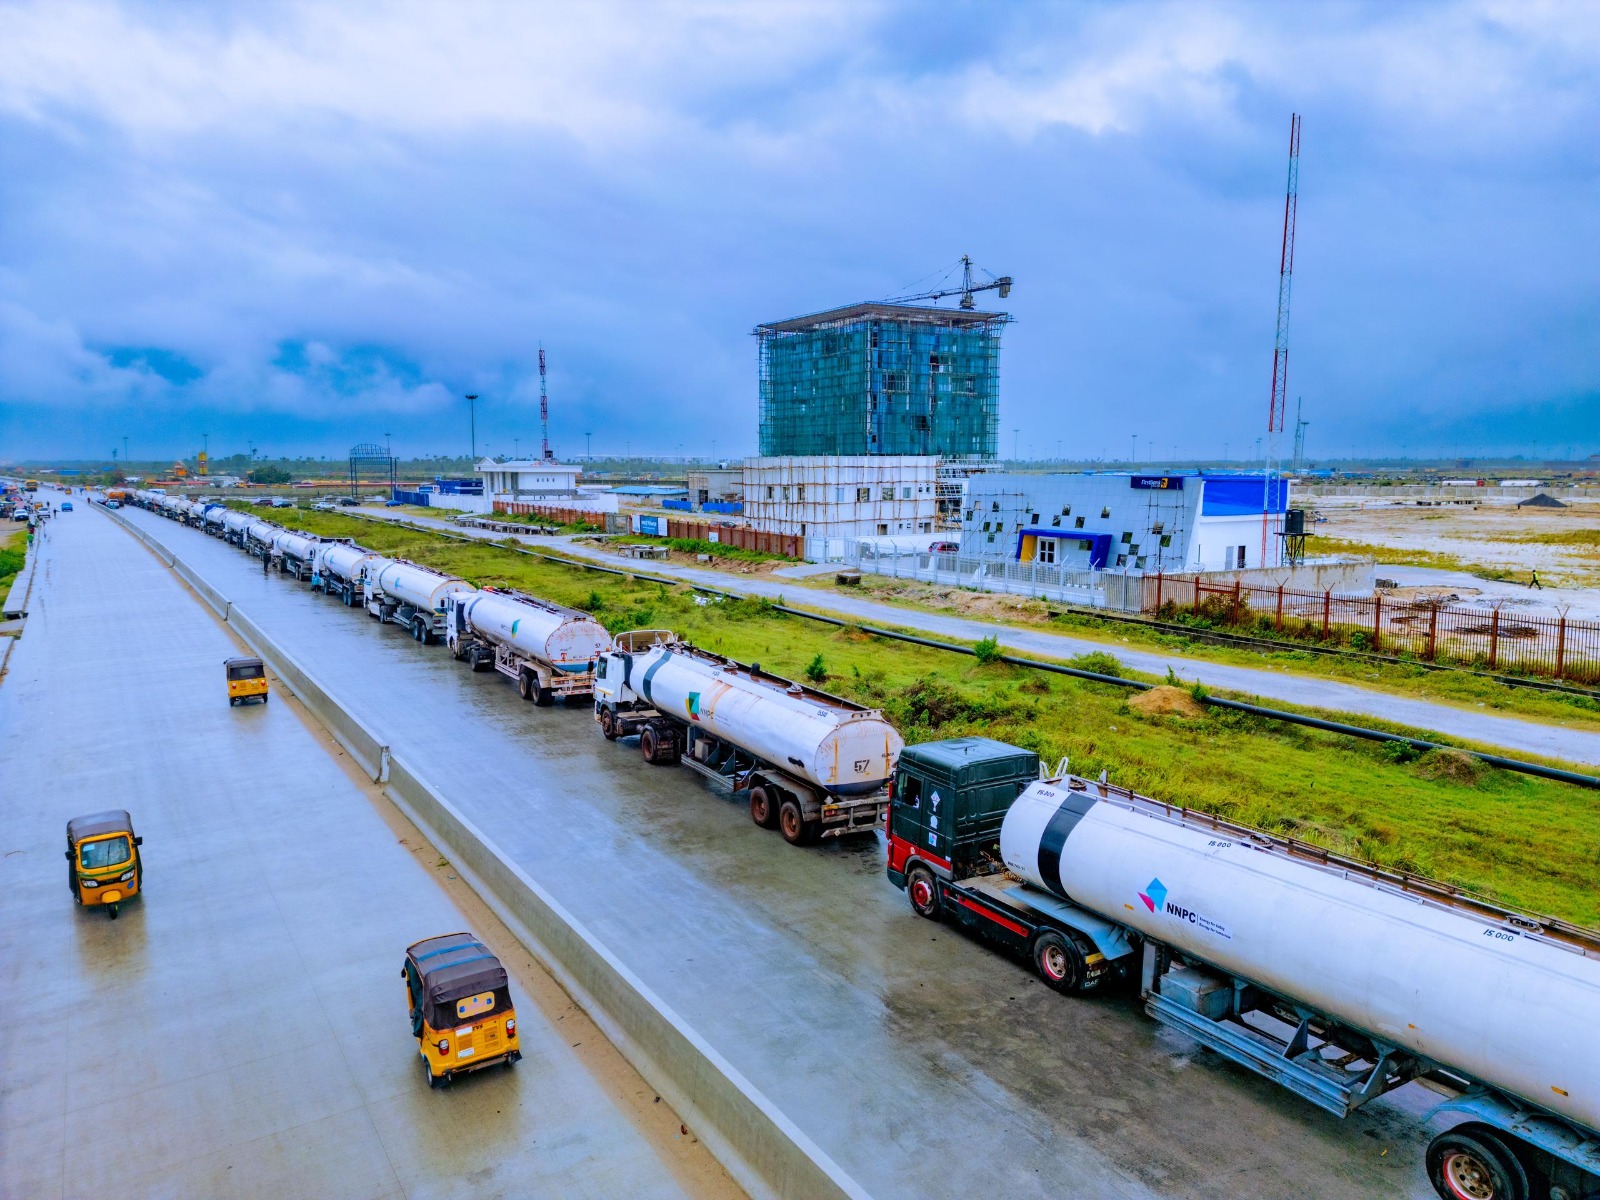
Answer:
258 506 1600 925
0 528 26 598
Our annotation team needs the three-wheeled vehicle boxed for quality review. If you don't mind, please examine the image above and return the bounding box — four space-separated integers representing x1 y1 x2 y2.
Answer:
225 656 269 706
402 932 520 1088
66 810 143 918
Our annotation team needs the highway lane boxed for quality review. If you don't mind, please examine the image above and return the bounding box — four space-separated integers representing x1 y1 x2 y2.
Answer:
0 505 740 1200
361 506 1600 764
119 503 1444 1200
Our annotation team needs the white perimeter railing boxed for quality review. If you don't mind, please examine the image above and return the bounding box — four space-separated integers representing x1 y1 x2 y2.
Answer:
830 540 1147 611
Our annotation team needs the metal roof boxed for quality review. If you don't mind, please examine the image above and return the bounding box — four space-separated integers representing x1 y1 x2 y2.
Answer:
753 301 1011 335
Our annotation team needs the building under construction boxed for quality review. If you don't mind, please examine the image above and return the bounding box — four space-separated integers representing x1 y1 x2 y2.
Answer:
754 301 1008 460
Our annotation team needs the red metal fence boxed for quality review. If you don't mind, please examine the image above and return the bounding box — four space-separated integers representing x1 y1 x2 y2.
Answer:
664 519 802 559
1147 573 1600 683
494 501 606 529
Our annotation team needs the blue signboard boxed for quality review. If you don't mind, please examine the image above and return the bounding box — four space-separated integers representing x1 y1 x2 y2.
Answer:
638 515 663 536
1130 475 1184 490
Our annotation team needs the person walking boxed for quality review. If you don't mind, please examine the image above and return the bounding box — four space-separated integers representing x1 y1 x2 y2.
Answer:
1530 570 1544 590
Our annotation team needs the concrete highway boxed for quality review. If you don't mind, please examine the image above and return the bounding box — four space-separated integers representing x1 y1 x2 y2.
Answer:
359 507 1600 765
0 507 741 1200
118 503 1449 1199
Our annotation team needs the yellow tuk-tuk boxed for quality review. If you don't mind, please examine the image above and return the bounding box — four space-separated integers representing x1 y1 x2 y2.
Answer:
402 933 521 1088
225 656 269 706
66 810 143 918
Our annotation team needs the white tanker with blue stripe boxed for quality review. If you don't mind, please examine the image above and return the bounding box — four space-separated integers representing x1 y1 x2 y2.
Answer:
886 738 1600 1200
363 559 474 643
444 589 611 704
592 630 902 846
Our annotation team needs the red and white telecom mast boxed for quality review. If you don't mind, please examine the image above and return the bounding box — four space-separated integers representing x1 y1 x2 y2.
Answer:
1263 112 1301 566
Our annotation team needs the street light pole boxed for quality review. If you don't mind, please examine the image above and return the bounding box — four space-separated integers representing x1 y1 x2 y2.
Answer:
464 394 479 463
585 432 592 462
1131 434 1137 464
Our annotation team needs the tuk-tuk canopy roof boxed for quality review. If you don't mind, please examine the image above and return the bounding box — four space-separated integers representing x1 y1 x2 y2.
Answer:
224 656 263 669
67 810 134 843
407 932 507 1006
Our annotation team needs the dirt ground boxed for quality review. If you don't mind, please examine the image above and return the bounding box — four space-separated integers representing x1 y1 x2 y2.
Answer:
1313 497 1600 588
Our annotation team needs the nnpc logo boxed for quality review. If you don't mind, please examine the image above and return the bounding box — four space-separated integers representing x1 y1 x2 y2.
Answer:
1138 878 1167 914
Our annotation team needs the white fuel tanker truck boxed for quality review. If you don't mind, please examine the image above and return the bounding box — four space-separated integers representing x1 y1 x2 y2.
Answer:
445 588 611 705
364 558 474 643
245 518 284 557
886 737 1600 1200
220 509 254 546
270 529 323 580
312 542 382 606
593 630 903 845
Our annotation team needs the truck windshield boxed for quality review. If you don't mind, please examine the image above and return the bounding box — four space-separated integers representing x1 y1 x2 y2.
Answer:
80 836 130 871
228 663 264 680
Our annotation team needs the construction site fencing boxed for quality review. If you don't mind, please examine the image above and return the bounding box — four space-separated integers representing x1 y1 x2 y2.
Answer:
835 541 1143 610
1151 573 1600 683
494 501 607 530
663 519 804 560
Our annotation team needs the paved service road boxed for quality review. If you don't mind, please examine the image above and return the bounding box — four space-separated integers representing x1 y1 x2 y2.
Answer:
354 507 1600 764
119 504 1449 1199
0 508 741 1200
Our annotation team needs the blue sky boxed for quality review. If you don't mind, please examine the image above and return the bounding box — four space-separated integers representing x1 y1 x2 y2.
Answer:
1 0 1596 463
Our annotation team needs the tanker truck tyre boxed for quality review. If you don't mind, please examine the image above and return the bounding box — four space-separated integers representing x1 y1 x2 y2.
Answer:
518 670 534 701
778 798 817 846
534 685 553 708
906 866 942 919
1032 930 1090 994
640 726 661 763
450 639 466 662
600 708 619 740
1425 1126 1529 1200
749 785 780 829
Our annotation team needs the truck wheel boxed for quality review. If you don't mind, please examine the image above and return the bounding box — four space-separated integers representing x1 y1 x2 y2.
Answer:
640 726 661 763
906 866 942 919
450 639 466 662
1032 930 1088 994
600 709 619 740
778 798 816 846
749 785 780 829
1426 1127 1529 1200
534 685 553 707
518 670 534 701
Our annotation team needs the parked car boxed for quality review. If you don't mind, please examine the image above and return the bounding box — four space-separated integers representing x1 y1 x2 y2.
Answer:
337 496 360 506
271 498 295 509
384 500 404 507
104 500 121 509
11 506 27 520
929 540 960 554
313 502 337 512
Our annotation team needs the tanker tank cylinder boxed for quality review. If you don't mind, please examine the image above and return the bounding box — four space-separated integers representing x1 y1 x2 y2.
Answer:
373 560 474 613
999 781 1600 1134
624 642 903 796
461 592 610 670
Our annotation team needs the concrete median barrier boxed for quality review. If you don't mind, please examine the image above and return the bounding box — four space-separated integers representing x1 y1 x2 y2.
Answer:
102 504 868 1200
382 754 868 1200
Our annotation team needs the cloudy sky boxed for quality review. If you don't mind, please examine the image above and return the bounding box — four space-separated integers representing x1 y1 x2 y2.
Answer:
1 0 1596 464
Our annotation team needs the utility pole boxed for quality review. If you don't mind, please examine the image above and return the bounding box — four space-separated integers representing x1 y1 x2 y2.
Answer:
538 346 551 461
585 431 592 462
1263 111 1302 566
1292 396 1309 471
1013 428 1019 461
122 436 129 468
1131 434 1138 464
465 394 479 462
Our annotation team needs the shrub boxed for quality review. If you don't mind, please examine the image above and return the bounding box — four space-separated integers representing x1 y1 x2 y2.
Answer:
973 635 1003 665
804 653 827 683
1069 651 1123 678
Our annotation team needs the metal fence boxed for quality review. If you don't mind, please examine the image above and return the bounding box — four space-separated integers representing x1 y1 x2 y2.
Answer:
664 518 805 559
1153 574 1600 683
834 541 1142 610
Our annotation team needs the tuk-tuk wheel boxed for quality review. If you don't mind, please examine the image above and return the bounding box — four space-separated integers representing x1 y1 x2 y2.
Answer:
229 697 238 707
422 1057 443 1089
108 904 119 920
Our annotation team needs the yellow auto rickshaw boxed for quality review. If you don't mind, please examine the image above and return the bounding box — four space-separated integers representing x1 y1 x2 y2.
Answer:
402 932 521 1088
225 656 269 706
66 810 143 918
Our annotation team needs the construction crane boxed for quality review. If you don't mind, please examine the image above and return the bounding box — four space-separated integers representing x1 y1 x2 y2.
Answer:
1263 112 1301 567
538 345 552 461
888 255 1013 309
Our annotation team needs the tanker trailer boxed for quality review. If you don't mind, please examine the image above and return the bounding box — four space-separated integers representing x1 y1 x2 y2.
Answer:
364 558 473 643
444 588 610 704
313 543 384 606
221 509 253 546
201 504 228 535
886 739 1600 1200
593 629 902 845
245 519 284 558
271 529 323 580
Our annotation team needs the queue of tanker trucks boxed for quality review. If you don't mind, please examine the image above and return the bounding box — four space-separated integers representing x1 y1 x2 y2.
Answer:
120 486 1600 1200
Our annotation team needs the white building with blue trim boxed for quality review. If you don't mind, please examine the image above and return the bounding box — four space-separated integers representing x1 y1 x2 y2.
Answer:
959 472 1292 573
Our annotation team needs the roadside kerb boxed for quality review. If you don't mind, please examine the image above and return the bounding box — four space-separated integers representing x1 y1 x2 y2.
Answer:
102 505 870 1200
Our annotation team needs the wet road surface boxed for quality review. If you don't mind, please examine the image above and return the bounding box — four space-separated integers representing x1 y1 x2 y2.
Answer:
0 507 741 1199
116 504 1447 1199
361 506 1600 764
